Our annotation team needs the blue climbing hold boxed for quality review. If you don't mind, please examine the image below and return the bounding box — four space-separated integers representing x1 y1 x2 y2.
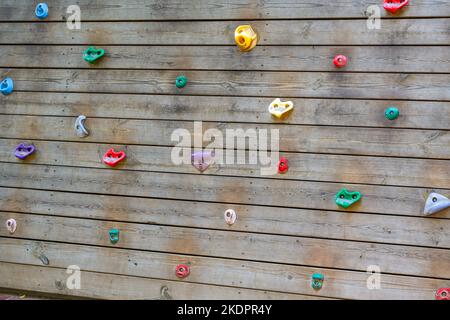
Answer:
0 78 14 95
35 3 49 19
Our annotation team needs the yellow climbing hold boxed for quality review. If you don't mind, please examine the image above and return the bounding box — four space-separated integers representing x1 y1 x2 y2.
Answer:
268 98 294 119
234 25 258 52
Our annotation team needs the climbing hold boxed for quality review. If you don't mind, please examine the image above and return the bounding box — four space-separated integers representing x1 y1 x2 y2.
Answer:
311 273 324 290
191 150 215 173
83 47 105 63
385 107 399 120
436 288 450 300
224 209 237 225
234 25 258 52
268 98 294 119
35 3 49 19
278 157 289 174
335 189 361 208
383 0 409 14
14 143 36 160
5 219 17 234
109 229 119 244
102 149 126 167
423 193 450 216
175 264 190 278
175 75 188 88
333 55 347 68
74 115 89 138
0 77 14 95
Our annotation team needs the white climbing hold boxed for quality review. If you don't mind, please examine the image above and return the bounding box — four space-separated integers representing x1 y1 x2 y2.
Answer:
224 209 237 225
5 219 17 234
424 193 450 216
74 115 89 138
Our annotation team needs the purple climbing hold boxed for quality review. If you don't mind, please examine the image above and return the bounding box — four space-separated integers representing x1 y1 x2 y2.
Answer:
191 150 215 173
14 143 36 160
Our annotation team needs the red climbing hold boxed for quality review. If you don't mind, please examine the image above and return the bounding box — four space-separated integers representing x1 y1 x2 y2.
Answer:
175 264 190 278
333 55 347 68
278 157 289 174
383 0 409 14
102 148 126 167
436 288 450 300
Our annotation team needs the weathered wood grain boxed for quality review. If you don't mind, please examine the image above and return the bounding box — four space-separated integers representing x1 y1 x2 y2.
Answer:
2 19 450 45
3 45 450 73
2 0 449 21
2 69 450 101
1 212 449 279
1 182 449 246
2 92 449 130
0 163 449 218
1 238 447 300
1 115 449 159
0 262 315 300
1 139 449 189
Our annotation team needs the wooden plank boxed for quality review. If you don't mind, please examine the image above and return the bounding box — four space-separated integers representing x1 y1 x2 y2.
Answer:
3 0 450 21
1 238 447 300
1 139 449 189
2 69 450 101
1 163 449 218
1 115 449 159
2 19 450 45
2 92 449 131
0 262 315 300
3 45 450 74
1 212 449 279
1 181 449 246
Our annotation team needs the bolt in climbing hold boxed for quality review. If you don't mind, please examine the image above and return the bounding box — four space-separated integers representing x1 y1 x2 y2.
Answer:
385 107 399 120
1 78 14 95
268 98 294 119
335 189 361 208
109 229 120 244
333 55 347 68
383 0 409 14
436 288 450 300
278 157 289 174
83 47 105 63
224 209 237 225
191 150 215 173
102 148 126 167
235 25 258 52
5 219 17 234
175 264 190 278
175 75 188 88
74 115 89 138
35 3 49 19
424 193 450 216
14 143 36 160
311 273 324 290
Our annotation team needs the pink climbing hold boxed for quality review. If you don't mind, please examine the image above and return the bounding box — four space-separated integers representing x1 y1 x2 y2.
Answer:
6 219 17 234
175 264 190 278
383 0 409 14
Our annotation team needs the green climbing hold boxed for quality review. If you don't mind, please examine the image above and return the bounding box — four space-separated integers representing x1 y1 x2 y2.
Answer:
176 75 187 88
83 47 105 63
311 273 324 290
385 107 399 120
109 228 120 244
335 189 361 208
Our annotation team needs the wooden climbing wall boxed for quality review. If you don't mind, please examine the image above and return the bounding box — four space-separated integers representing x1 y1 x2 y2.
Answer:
0 0 449 300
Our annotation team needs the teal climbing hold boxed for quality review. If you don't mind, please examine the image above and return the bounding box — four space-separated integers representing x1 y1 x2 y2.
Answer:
335 189 361 208
109 228 120 244
385 107 399 120
176 75 188 88
311 273 324 290
83 47 105 63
